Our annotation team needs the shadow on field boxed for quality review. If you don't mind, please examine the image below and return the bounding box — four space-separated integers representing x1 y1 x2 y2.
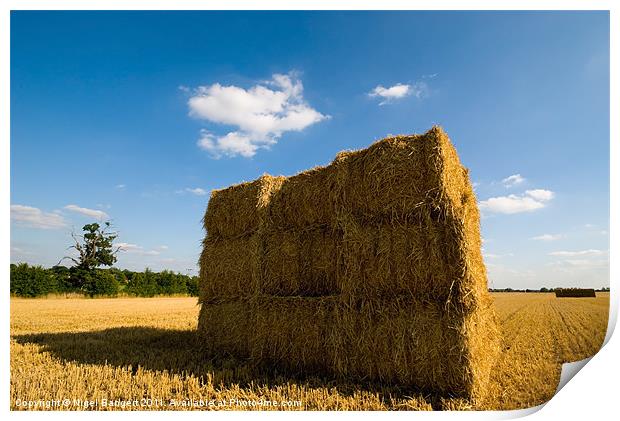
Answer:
12 327 443 408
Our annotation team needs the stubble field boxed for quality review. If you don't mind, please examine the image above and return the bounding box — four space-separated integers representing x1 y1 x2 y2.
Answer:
10 292 609 411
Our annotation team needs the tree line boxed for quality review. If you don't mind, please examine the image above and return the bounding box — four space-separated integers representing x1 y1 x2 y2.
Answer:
11 222 199 298
10 263 199 298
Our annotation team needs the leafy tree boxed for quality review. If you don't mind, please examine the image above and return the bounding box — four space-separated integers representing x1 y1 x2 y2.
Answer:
82 270 120 297
50 265 72 292
59 222 121 292
10 263 58 297
156 270 188 295
126 268 159 297
186 276 199 297
62 222 120 271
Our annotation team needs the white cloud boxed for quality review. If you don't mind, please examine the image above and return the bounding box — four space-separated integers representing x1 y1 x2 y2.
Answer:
197 130 260 158
479 189 554 214
115 184 126 190
64 204 109 220
185 187 207 196
189 72 328 158
116 242 160 256
531 234 563 241
368 81 429 105
501 174 525 188
11 205 67 229
525 189 555 201
549 249 606 257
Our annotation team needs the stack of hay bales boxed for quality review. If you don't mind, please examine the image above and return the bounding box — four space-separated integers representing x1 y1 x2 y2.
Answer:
198 126 500 401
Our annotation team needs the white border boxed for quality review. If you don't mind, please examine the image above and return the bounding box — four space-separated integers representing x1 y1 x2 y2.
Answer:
2 1 616 420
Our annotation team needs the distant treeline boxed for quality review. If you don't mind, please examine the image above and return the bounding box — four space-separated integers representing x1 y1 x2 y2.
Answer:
490 287 609 293
10 263 199 298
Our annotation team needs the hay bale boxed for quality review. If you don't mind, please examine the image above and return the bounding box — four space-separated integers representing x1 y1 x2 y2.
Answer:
251 296 335 374
198 237 259 303
197 300 252 358
267 164 343 230
261 228 340 296
197 296 499 400
555 288 596 298
338 218 458 303
329 297 499 399
334 127 473 222
203 175 285 239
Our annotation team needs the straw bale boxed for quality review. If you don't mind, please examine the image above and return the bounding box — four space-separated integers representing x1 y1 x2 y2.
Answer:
198 237 259 303
203 175 285 239
267 164 342 230
338 218 455 303
197 300 253 358
333 127 469 223
329 297 499 399
251 296 336 374
196 295 500 400
261 228 341 296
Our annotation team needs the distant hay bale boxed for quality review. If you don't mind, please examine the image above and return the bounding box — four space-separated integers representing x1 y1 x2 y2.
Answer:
555 288 596 298
198 126 500 401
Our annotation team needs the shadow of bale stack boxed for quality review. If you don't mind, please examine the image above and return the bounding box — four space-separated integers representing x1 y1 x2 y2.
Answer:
198 126 500 402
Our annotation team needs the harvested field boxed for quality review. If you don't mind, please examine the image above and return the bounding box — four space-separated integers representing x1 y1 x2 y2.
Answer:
10 293 609 410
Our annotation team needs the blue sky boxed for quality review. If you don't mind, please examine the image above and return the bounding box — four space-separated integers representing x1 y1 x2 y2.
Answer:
10 11 609 288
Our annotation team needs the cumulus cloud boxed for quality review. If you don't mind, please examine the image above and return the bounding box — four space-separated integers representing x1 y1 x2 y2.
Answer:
368 81 429 105
531 234 563 241
501 174 525 188
116 242 160 256
188 72 328 158
11 205 67 229
525 189 554 201
64 204 109 220
549 249 606 257
479 189 554 214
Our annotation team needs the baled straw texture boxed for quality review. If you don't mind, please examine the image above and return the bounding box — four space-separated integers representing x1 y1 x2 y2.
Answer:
197 126 500 401
198 296 499 400
203 175 285 239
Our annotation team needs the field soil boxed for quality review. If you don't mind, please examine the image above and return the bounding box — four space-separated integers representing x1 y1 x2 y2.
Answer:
10 292 609 410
